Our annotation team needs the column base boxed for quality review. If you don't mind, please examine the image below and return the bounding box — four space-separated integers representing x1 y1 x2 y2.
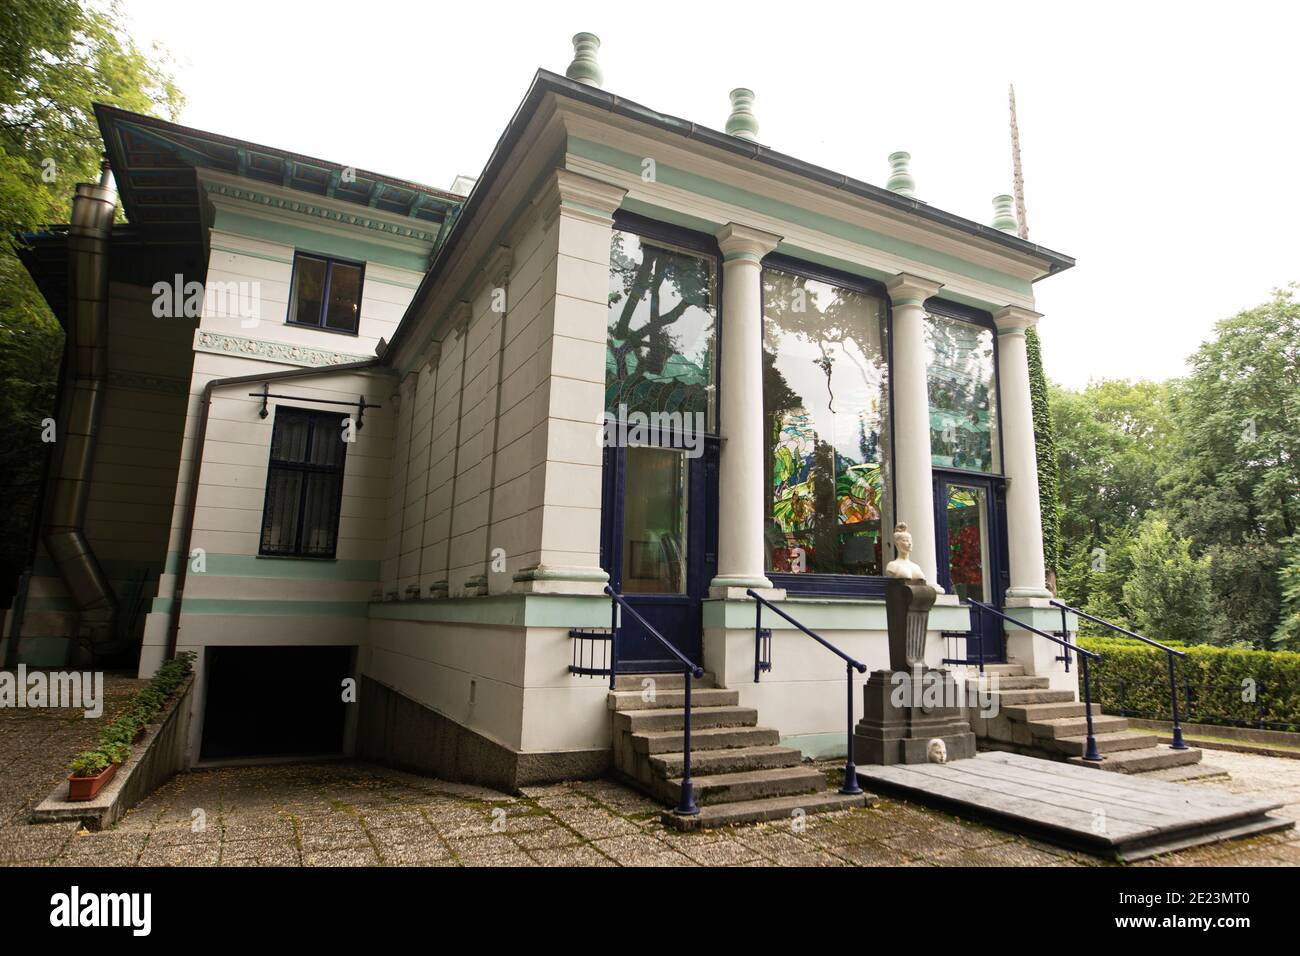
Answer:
511 564 609 596
1005 588 1055 603
708 574 777 600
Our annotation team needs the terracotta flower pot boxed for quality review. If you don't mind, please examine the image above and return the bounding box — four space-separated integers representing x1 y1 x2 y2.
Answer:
67 762 118 802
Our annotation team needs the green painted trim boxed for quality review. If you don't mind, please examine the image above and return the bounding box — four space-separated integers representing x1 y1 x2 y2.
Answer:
1002 605 1078 632
166 552 379 581
703 596 971 631
780 732 847 760
620 198 717 237
212 207 431 273
567 136 1032 297
204 182 442 243
209 243 294 266
158 598 369 617
368 593 611 628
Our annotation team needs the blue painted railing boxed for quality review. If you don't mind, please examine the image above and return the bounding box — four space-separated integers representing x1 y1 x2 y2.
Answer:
747 589 867 796
965 598 1106 763
1050 600 1189 751
604 585 704 817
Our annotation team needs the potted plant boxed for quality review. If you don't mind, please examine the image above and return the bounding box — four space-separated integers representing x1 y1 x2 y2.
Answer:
67 750 116 801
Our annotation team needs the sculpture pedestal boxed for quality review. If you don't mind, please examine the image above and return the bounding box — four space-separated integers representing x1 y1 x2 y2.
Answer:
853 669 976 766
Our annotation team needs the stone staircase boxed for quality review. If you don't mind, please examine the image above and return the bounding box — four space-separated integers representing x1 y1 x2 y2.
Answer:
967 664 1203 773
610 672 871 830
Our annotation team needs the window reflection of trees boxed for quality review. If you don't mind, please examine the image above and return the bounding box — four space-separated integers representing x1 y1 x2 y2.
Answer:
925 313 999 473
761 269 890 576
606 231 717 429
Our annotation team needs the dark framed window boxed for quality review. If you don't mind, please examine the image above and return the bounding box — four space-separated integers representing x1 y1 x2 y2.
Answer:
761 255 893 596
923 301 1002 475
606 213 720 434
259 408 347 558
287 253 365 334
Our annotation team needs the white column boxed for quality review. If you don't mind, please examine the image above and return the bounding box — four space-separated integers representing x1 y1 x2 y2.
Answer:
711 223 782 598
992 306 1052 600
886 273 944 591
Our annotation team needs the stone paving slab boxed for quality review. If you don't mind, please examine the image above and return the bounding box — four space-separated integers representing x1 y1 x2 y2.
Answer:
3 676 1300 868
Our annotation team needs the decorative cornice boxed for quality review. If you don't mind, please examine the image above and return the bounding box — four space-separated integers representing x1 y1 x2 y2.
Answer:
536 168 627 229
482 244 513 287
202 181 441 244
193 329 372 368
992 305 1042 335
449 300 473 338
715 222 782 261
107 369 190 395
886 272 943 306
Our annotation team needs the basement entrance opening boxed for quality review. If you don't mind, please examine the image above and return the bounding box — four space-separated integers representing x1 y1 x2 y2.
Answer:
200 645 353 760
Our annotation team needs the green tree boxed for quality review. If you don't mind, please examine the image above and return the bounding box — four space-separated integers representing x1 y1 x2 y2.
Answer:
1277 536 1300 650
0 0 181 603
1051 378 1175 547
1121 516 1212 645
1164 285 1300 648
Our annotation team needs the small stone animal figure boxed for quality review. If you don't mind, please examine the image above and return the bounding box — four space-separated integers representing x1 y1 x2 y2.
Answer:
926 738 948 764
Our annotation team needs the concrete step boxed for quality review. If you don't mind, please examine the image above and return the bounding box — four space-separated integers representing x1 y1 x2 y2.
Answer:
663 765 827 806
608 687 739 712
662 790 875 831
970 675 1051 691
1003 702 1100 722
975 664 1026 677
632 725 780 755
615 705 758 734
1069 746 1204 774
1027 714 1131 739
614 672 715 691
1047 730 1160 757
649 745 804 779
988 689 1077 706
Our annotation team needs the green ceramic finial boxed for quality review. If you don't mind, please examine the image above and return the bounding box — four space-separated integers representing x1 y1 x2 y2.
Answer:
566 33 603 87
886 151 915 197
726 88 759 141
991 194 1017 233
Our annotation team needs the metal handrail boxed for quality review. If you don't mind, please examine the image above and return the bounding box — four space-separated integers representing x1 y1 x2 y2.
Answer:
965 598 1105 762
604 586 703 816
747 589 866 797
1050 599 1190 751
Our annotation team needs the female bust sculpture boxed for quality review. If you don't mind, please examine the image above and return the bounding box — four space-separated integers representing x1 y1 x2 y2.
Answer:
884 523 926 582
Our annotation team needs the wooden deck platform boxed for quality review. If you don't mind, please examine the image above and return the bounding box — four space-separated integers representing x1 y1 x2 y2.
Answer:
857 750 1293 861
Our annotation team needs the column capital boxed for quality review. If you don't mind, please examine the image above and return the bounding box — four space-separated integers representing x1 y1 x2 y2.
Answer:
992 305 1043 336
537 168 627 229
886 273 943 306
715 222 782 262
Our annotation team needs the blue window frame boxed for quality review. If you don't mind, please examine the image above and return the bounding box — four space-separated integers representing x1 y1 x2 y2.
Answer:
287 252 365 335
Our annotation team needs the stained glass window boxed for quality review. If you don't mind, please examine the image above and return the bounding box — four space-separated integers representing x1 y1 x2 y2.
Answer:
924 312 1000 473
762 268 891 577
606 230 717 431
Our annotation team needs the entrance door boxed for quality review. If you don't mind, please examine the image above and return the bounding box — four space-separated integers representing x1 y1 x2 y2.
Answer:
601 440 716 671
934 472 1008 663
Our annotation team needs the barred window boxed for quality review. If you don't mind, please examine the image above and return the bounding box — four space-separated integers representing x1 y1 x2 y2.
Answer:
259 408 347 558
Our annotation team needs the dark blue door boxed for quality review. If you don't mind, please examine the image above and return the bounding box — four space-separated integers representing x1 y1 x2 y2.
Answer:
601 439 717 671
934 471 1009 663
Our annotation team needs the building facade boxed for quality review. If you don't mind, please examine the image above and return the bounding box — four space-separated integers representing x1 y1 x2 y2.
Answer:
4 39 1080 791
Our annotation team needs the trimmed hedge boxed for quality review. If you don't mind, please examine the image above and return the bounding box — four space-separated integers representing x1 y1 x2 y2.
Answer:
1078 638 1300 732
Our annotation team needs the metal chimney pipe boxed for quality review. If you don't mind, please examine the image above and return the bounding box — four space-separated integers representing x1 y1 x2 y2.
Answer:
45 160 119 651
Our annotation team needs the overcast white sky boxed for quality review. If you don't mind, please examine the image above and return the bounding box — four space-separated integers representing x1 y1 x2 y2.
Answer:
117 0 1299 389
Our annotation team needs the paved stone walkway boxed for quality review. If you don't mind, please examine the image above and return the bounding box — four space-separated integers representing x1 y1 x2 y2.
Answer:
2 674 1298 867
